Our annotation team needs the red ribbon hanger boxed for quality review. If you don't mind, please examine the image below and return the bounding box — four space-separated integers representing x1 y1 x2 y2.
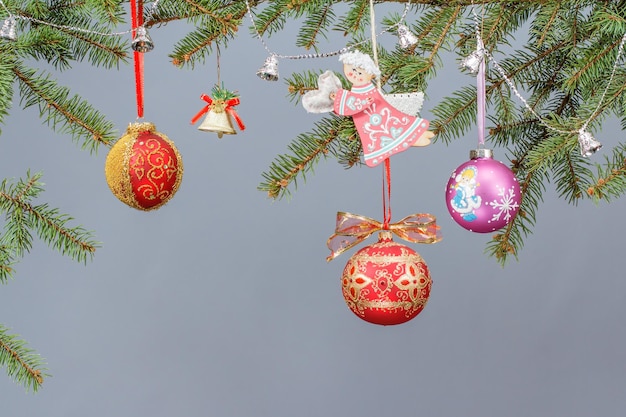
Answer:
131 0 144 118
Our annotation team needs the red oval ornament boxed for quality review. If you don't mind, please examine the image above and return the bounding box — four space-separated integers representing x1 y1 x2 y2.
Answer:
105 122 183 211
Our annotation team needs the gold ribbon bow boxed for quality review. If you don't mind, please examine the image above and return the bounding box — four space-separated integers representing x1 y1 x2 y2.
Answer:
326 211 442 262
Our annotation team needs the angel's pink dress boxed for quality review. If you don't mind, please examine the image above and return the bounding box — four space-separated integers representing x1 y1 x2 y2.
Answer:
333 83 429 167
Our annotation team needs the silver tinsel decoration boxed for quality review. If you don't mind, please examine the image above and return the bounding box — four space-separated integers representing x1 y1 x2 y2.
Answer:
0 16 17 41
131 26 154 53
578 130 603 157
460 48 484 74
256 55 279 81
397 24 418 49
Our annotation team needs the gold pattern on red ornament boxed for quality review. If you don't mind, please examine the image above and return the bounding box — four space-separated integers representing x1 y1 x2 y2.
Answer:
341 231 432 326
105 122 183 211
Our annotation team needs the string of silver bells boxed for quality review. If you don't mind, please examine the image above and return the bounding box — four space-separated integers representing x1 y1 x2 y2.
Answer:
0 0 160 45
246 0 419 81
0 0 418 80
460 8 626 157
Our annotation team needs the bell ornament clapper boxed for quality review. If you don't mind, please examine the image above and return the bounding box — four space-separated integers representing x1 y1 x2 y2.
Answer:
578 130 602 157
1 16 17 41
132 26 154 53
397 24 418 49
256 55 279 81
198 108 236 138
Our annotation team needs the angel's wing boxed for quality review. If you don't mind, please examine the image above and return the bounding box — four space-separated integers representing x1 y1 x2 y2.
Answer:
382 91 424 116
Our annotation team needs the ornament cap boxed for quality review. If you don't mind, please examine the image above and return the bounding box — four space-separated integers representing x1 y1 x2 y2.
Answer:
470 148 493 159
378 230 393 241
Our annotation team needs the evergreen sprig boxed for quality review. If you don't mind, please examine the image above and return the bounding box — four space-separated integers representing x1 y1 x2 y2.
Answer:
211 82 239 100
0 171 99 284
587 142 626 201
294 0 336 51
0 325 47 392
169 0 244 68
0 170 98 390
13 62 117 152
258 115 359 199
0 0 125 152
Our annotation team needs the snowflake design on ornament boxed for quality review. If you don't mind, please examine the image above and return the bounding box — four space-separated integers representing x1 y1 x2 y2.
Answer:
488 186 520 223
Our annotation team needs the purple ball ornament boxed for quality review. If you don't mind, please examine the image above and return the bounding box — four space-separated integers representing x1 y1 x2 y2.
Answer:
445 149 521 233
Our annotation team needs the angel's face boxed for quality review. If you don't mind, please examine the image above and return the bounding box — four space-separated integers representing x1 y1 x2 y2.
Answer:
343 64 374 86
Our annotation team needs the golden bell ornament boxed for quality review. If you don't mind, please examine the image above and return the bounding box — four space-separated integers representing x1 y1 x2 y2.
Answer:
198 107 236 138
1 16 17 41
132 26 154 53
397 24 418 49
256 54 279 81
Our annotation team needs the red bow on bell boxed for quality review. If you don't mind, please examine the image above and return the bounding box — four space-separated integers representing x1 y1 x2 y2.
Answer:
191 94 246 131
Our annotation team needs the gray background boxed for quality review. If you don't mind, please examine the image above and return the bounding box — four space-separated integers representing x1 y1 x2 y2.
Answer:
1 8 625 417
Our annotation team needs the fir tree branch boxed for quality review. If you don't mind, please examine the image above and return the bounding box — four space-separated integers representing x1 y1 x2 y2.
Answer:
183 0 242 29
295 0 335 51
486 167 545 264
51 26 128 68
0 192 98 263
587 144 626 201
12 174 39 202
12 0 128 69
248 0 290 37
145 0 198 28
0 55 14 131
0 325 46 392
0 172 99 268
12 62 116 152
169 1 245 66
535 2 562 47
336 0 369 36
428 5 461 57
258 116 357 199
564 36 623 91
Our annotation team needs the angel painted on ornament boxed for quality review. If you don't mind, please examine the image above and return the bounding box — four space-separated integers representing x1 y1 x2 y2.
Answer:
302 50 434 167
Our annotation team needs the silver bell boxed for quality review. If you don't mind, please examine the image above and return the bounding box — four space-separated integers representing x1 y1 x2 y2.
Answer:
256 55 279 81
578 130 602 157
132 26 154 53
460 48 484 74
1 16 17 41
397 24 418 49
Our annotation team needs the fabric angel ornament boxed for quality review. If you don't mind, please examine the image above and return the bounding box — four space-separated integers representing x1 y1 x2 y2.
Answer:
302 51 434 167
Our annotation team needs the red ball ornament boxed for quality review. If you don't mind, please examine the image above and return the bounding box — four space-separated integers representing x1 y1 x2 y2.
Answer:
105 122 183 210
445 149 521 233
341 231 432 325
